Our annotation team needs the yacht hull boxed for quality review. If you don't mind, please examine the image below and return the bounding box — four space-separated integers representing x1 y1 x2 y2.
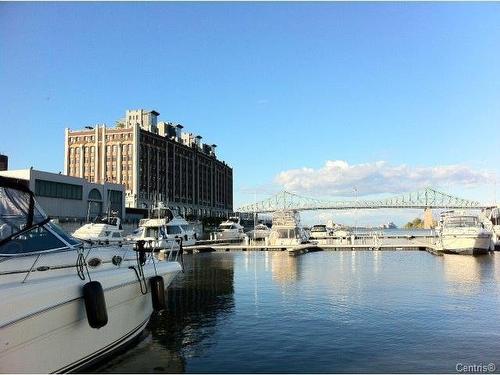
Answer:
215 232 243 241
0 262 180 373
441 235 491 255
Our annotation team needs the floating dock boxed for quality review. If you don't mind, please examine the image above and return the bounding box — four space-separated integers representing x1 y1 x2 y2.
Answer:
183 236 440 256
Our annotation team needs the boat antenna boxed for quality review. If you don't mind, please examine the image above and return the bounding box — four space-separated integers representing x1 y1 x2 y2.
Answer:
86 201 91 223
254 191 257 231
106 189 111 218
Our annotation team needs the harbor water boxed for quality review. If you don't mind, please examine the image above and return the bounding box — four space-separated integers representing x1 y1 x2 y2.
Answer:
92 251 500 373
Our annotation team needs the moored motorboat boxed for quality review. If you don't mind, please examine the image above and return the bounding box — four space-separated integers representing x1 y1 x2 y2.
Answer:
72 215 124 244
483 207 500 251
134 204 197 249
268 210 308 247
309 224 329 240
215 217 246 241
247 223 271 240
439 211 492 255
0 177 182 373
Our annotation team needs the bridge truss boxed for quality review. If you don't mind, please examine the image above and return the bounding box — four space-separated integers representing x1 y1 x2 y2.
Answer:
237 188 486 213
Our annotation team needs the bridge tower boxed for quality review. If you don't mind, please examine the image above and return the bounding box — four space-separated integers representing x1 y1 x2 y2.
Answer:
423 208 434 229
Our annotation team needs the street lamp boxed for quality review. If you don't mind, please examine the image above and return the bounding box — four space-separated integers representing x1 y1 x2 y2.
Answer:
353 187 358 236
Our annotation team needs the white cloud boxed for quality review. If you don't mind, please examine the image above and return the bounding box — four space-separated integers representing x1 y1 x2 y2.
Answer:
275 160 493 197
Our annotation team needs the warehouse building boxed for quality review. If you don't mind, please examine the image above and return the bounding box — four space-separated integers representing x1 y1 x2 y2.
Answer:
64 109 233 218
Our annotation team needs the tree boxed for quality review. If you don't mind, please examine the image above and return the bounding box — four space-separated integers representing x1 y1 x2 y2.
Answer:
404 218 424 229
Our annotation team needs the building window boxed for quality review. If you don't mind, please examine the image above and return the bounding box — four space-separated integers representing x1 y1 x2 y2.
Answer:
35 179 83 200
88 188 102 201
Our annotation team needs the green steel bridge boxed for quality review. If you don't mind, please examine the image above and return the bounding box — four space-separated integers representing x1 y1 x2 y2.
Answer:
237 187 487 213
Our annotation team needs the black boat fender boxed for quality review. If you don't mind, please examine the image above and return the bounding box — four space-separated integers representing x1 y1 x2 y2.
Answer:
83 281 108 329
150 275 166 311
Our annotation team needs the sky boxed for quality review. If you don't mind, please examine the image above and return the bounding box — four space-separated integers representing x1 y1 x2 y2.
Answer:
1 2 500 225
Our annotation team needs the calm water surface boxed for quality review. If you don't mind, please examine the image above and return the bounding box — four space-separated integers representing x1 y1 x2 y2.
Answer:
93 251 500 373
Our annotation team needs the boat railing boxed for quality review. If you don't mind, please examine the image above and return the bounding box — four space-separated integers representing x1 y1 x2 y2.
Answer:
162 239 183 262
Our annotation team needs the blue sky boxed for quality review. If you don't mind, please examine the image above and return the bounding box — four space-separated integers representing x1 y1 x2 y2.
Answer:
1 2 499 225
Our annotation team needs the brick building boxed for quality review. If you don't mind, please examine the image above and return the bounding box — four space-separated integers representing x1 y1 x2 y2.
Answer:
64 109 233 218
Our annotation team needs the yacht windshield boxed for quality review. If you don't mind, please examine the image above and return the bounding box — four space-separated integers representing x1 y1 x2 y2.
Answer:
94 216 118 226
0 183 46 243
166 225 182 235
0 178 79 256
446 216 479 228
276 228 298 239
145 226 166 238
311 225 327 232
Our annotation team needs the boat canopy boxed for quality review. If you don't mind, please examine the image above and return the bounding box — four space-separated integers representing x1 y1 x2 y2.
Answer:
254 224 270 230
311 225 327 232
149 205 174 221
93 216 121 228
219 223 239 230
0 176 79 256
272 210 301 227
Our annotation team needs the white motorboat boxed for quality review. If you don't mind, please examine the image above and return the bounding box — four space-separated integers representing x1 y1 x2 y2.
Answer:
248 223 271 240
309 224 330 240
72 215 124 244
325 220 351 239
331 228 351 239
484 207 500 251
134 204 197 249
268 210 308 247
215 217 246 241
439 211 492 255
0 177 182 373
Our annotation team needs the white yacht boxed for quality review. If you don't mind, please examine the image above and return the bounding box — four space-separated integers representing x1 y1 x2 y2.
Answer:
484 207 500 251
248 223 271 240
439 211 492 255
72 215 124 244
134 204 197 248
325 220 351 239
0 177 182 373
330 228 351 239
215 217 246 241
309 224 329 240
268 210 308 246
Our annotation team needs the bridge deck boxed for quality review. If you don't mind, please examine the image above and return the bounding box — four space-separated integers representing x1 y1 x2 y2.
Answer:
237 188 485 213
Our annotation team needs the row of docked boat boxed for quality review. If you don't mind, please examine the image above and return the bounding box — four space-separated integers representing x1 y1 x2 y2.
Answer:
71 204 500 257
308 224 351 241
212 211 309 246
245 209 500 255
72 203 197 248
0 177 183 373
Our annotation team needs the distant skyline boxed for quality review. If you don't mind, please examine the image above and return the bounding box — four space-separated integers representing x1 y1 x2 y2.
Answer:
1 2 499 225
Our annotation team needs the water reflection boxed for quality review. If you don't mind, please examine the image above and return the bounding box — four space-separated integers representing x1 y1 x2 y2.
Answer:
92 253 235 373
373 249 380 275
90 252 500 374
270 251 301 284
442 253 496 296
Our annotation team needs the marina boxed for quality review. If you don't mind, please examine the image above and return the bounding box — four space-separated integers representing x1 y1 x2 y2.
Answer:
2 2 500 373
